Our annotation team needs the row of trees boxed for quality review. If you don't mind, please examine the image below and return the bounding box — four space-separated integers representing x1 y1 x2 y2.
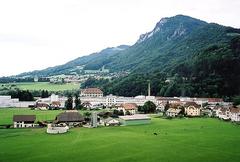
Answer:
0 77 50 83
65 94 83 110
10 90 34 101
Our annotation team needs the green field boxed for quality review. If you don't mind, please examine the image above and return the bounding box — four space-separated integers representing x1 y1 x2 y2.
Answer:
0 108 240 162
1 82 80 91
0 108 65 125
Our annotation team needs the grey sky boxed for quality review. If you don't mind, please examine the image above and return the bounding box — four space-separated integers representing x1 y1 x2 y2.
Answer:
0 0 240 76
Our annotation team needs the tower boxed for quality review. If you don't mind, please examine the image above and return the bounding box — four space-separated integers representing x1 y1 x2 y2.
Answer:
148 80 151 96
91 112 98 128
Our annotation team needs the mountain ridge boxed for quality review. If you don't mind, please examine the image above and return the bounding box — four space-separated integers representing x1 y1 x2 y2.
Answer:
16 15 240 99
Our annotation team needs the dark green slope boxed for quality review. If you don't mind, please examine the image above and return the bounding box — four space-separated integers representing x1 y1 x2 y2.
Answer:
81 15 240 98
104 15 232 74
82 36 240 98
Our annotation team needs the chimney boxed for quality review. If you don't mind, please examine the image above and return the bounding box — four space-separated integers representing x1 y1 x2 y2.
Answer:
148 80 151 96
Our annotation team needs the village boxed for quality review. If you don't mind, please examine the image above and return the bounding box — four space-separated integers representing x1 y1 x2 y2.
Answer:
1 82 239 134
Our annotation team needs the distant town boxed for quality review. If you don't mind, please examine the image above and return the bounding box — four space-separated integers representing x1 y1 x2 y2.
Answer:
1 79 239 134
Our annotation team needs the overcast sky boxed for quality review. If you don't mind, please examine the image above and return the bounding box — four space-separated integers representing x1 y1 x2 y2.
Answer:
0 0 240 77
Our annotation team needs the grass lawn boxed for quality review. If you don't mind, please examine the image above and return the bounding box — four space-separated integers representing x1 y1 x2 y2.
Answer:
1 82 80 91
0 108 65 125
0 108 105 125
0 110 240 162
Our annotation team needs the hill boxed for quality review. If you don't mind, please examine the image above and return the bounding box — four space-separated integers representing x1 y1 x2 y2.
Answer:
17 45 130 77
80 15 240 98
16 15 240 98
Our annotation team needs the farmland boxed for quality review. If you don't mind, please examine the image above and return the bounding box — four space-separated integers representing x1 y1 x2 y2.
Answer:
1 82 80 91
0 108 240 162
0 108 64 125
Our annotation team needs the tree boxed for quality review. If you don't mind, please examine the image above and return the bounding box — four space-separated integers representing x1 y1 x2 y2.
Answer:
125 110 131 115
41 90 49 98
164 101 170 112
118 110 124 116
233 96 240 106
84 112 91 122
140 101 157 114
113 109 119 115
65 95 73 110
74 93 82 110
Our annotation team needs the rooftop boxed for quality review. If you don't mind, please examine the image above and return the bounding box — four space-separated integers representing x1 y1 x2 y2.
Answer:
13 115 36 122
55 111 84 123
120 103 138 110
81 88 103 94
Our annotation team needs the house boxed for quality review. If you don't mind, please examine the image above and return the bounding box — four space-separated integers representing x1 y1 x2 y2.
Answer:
118 103 138 115
156 103 166 112
218 107 231 120
156 97 181 105
36 102 49 110
50 101 61 109
201 107 213 117
13 115 36 128
119 114 151 126
82 101 92 109
229 107 240 122
80 88 103 97
0 95 19 108
103 117 120 126
212 105 222 117
55 110 84 126
166 108 181 117
184 102 201 117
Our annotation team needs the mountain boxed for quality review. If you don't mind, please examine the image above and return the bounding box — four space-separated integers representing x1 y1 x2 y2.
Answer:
16 15 240 98
18 15 237 77
80 15 240 98
17 45 130 77
103 15 232 73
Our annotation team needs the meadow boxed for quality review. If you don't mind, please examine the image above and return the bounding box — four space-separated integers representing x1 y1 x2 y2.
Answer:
0 108 64 125
1 82 80 91
0 108 240 162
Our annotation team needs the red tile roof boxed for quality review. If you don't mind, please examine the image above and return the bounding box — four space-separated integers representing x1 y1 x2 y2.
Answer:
185 102 200 108
81 88 103 94
207 98 223 102
120 103 138 110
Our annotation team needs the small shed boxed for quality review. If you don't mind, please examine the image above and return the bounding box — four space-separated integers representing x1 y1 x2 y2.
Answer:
103 117 120 126
119 114 151 126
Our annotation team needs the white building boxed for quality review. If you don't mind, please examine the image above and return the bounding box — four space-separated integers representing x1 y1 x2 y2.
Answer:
166 108 181 117
80 88 103 97
0 96 18 107
0 96 35 108
118 103 138 115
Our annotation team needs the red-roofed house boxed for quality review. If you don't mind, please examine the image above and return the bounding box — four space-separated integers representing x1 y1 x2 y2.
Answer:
118 103 138 115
